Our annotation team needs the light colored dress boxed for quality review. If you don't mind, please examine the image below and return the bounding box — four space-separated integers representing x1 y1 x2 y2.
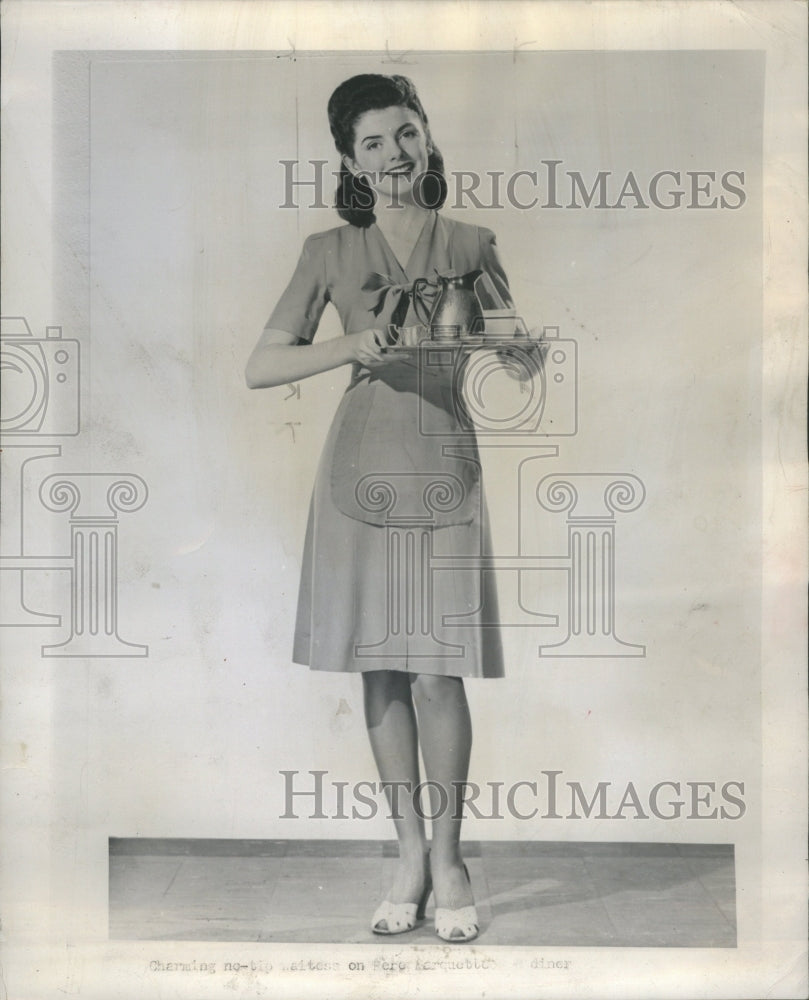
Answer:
266 210 512 677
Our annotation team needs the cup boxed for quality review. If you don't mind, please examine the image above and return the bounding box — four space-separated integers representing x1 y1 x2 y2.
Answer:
402 324 428 347
482 309 518 339
431 323 462 341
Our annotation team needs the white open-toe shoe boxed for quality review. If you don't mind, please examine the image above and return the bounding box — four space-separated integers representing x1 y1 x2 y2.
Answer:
371 875 432 935
434 864 479 943
434 903 479 943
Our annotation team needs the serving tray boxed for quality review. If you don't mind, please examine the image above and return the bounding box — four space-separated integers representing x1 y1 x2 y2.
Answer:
382 338 543 354
380 318 544 354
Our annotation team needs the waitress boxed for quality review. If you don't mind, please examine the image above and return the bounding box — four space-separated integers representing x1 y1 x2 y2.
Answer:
246 73 513 943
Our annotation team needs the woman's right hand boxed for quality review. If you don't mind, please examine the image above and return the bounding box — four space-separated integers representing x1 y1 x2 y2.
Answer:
246 326 396 390
347 328 397 368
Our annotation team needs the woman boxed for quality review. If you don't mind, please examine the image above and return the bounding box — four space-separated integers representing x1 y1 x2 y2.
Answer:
246 73 513 943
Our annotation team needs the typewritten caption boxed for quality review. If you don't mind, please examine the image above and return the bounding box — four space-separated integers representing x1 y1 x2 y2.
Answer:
147 953 573 977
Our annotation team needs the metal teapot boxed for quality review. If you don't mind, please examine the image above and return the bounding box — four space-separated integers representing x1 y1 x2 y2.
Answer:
412 269 484 338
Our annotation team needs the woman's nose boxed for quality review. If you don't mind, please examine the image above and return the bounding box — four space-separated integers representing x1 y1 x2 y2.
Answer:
388 137 407 160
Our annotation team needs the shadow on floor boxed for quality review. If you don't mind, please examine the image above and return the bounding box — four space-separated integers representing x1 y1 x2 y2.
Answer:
109 839 736 947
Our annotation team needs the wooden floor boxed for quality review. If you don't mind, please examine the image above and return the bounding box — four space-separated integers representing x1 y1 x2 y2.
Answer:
109 839 736 947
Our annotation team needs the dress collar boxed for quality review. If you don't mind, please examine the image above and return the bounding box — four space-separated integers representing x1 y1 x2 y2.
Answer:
370 210 438 280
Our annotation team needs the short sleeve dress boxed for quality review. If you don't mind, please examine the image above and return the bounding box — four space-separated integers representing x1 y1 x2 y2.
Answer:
265 210 511 678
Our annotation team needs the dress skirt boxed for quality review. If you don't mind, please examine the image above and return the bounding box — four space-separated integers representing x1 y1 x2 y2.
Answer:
292 361 505 678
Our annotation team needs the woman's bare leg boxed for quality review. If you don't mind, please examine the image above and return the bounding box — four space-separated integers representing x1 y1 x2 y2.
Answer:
410 673 474 909
362 670 430 908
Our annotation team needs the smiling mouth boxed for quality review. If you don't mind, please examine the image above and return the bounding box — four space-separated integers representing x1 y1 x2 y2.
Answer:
384 163 415 176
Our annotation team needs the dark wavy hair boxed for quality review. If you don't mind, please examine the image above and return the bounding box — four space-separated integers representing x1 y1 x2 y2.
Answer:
327 73 448 227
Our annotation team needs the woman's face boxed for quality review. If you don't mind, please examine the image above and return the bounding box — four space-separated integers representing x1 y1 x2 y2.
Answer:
344 105 430 200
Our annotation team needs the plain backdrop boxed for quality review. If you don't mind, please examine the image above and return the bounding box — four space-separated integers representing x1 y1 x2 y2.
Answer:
35 49 764 846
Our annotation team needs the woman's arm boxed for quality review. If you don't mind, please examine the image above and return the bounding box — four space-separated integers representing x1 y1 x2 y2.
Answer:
245 327 395 389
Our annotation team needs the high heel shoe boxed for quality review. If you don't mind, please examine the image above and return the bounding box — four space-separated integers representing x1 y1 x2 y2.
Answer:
434 863 479 943
371 871 432 935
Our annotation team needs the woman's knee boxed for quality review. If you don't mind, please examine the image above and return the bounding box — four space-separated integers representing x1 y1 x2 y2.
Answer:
410 673 465 707
362 670 413 723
